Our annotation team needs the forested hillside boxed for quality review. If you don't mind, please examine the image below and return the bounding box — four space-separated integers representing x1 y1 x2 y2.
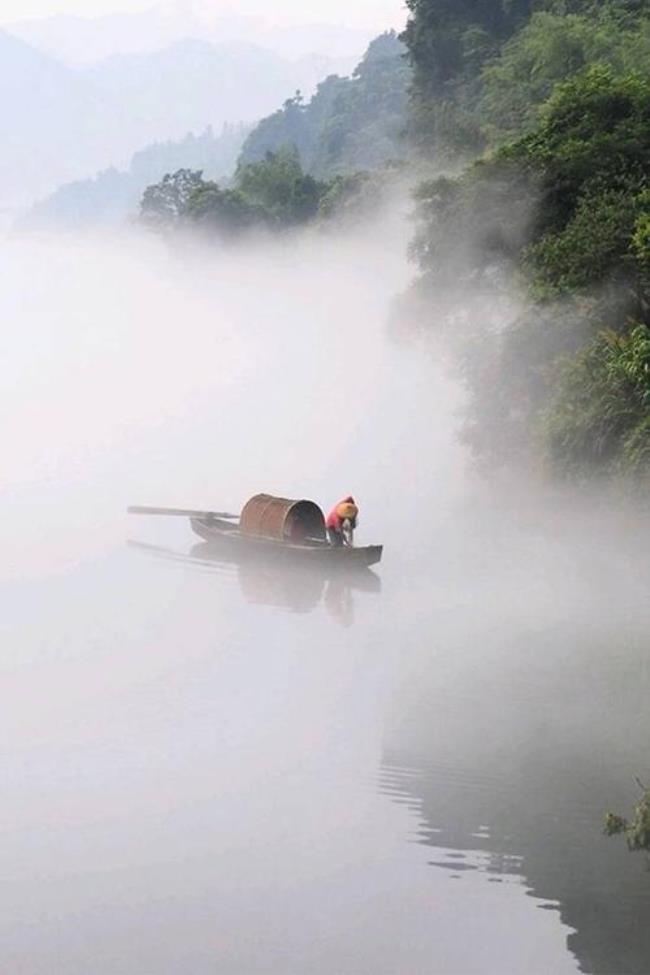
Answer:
239 31 410 176
138 33 410 238
401 0 650 479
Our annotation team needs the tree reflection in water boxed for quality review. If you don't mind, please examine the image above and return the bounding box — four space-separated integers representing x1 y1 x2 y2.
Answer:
380 622 650 975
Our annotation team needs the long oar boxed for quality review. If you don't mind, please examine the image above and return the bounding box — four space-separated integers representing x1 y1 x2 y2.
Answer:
128 505 239 519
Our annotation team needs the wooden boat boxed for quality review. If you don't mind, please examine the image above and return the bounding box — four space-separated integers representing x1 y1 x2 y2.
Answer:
128 494 383 569
190 514 383 567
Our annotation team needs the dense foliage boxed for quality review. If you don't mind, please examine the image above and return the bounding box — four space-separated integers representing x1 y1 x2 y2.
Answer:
402 0 650 478
543 328 650 476
402 0 534 154
234 149 326 225
480 7 650 141
140 148 390 238
403 0 650 156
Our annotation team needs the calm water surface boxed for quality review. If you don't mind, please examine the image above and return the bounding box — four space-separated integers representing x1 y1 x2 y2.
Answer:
2 229 650 973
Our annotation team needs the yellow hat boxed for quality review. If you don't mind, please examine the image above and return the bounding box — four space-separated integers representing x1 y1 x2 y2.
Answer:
337 502 359 520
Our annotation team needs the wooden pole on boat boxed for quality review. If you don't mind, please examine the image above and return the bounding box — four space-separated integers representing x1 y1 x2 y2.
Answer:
128 506 239 519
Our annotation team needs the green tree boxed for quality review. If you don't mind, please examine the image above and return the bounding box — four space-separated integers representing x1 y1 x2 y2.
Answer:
140 147 340 238
317 169 397 223
481 12 600 138
234 147 327 226
140 168 205 229
503 67 650 318
239 92 313 169
401 0 538 154
402 0 650 156
185 183 270 238
605 783 650 853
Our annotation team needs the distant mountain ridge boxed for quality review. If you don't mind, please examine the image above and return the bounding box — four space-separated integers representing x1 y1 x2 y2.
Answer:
19 30 411 231
83 39 350 142
0 29 356 211
0 29 121 209
7 2 373 65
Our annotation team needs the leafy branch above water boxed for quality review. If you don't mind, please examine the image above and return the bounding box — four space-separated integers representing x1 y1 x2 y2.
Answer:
605 781 650 853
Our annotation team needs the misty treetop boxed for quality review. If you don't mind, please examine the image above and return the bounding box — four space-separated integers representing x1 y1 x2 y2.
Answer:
141 166 274 237
234 149 327 225
239 32 411 177
140 149 392 239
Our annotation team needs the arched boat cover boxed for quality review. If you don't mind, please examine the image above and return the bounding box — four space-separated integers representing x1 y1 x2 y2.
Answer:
240 494 327 543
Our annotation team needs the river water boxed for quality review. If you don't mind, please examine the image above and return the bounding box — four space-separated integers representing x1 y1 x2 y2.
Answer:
2 221 650 974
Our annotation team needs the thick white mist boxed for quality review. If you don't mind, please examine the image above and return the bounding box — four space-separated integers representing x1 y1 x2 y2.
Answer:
4 208 650 975
1 210 464 582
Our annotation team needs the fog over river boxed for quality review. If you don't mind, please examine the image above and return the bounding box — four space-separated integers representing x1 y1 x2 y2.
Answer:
2 213 650 974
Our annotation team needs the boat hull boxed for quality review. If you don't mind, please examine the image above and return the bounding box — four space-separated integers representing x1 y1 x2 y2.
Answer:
190 517 383 568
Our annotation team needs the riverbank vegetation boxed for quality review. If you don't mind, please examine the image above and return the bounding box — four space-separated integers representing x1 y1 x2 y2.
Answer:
401 0 650 479
606 783 650 854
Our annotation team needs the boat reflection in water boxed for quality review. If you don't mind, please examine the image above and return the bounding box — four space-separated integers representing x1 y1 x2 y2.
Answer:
191 543 381 627
129 539 381 627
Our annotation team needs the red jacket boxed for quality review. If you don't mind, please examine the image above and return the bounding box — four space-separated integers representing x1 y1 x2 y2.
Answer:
326 496 356 533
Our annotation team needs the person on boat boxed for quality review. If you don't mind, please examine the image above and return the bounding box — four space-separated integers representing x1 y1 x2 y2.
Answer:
326 496 359 547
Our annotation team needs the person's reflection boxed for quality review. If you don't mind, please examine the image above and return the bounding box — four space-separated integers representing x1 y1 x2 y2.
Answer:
324 576 355 628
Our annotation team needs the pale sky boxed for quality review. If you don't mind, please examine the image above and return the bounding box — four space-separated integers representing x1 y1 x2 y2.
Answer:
0 0 407 29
